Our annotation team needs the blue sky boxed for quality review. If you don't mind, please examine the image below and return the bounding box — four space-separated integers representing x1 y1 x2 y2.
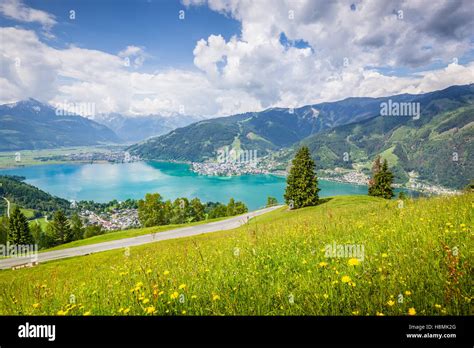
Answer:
1 0 473 117
4 0 241 70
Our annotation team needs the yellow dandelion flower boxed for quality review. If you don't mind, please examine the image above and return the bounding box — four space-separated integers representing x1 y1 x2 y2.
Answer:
146 269 152 275
352 311 359 315
323 294 329 299
387 300 395 307
318 262 328 267
83 311 91 316
212 294 220 301
341 275 351 283
191 295 197 299
32 303 40 309
123 308 130 314
135 282 143 288
179 284 186 290
158 290 164 296
381 253 388 258
142 298 150 304
170 291 179 300
118 308 124 313
163 270 170 276
376 312 385 316
182 310 186 314
145 306 156 314
408 307 416 316
434 304 442 309
405 290 412 296
348 258 359 266
57 310 66 316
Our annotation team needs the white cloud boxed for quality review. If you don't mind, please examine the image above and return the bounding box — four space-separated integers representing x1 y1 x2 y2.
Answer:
0 0 473 118
0 0 56 36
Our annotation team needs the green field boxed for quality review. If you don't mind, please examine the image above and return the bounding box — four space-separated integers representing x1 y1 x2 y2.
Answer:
0 146 123 169
0 194 471 316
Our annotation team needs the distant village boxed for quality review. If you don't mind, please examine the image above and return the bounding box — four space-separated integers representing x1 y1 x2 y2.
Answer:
78 207 140 231
35 151 140 164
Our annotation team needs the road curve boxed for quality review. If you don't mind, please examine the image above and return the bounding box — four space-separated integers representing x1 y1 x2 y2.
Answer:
0 205 283 270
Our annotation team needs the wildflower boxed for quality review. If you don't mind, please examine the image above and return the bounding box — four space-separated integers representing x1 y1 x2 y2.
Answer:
179 284 186 290
191 295 197 299
118 308 124 313
381 253 388 258
182 310 186 314
170 292 179 300
145 306 156 314
376 312 384 316
83 311 91 316
318 262 328 267
408 307 416 316
348 258 359 266
387 300 395 307
146 269 152 275
405 290 412 296
123 308 130 314
434 304 442 309
352 311 359 315
135 282 143 288
323 294 329 299
163 270 170 276
341 275 351 283
57 310 66 316
142 298 150 304
32 303 40 309
212 294 220 301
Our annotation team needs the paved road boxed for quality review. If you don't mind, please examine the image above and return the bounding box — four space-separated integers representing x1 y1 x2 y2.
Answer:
0 205 283 270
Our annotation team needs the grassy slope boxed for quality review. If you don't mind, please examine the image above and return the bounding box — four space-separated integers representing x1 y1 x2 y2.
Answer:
40 216 228 252
0 194 471 316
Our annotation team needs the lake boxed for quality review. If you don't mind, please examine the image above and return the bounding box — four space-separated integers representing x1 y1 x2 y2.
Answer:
0 161 411 210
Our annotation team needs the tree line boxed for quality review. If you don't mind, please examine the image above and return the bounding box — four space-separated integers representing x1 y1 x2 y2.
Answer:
0 195 248 250
137 194 248 227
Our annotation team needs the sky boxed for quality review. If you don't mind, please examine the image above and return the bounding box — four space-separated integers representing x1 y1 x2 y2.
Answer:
0 0 473 117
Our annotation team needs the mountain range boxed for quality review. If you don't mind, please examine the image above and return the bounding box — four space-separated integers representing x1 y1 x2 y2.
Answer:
0 99 120 151
90 113 204 143
0 99 202 150
129 84 473 189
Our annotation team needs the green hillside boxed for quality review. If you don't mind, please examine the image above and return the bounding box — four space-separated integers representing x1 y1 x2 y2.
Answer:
0 175 71 216
0 194 471 316
290 104 473 189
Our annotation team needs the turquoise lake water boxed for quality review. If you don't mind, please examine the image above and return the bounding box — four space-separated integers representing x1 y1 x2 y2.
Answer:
0 161 411 210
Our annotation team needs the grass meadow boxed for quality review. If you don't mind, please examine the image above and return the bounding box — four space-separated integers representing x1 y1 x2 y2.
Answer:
0 194 471 316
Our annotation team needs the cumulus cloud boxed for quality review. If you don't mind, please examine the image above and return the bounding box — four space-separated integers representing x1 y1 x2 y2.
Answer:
0 0 473 117
0 0 56 37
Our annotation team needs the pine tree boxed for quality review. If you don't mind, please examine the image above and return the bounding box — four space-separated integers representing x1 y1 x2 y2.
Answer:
284 146 320 209
368 155 382 195
49 211 73 245
368 158 394 199
8 206 33 244
70 213 84 240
